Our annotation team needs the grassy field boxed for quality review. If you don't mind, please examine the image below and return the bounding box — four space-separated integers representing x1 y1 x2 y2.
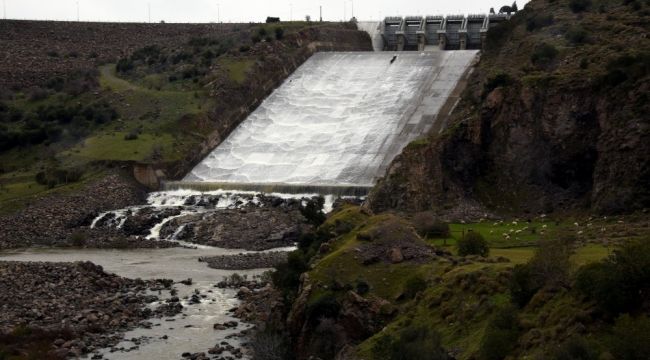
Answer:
0 65 212 213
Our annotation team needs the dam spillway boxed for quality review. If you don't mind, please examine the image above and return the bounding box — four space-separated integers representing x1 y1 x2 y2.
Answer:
181 51 478 193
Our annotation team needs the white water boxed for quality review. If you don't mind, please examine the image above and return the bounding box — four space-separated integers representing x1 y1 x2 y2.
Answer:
186 51 478 187
90 190 338 246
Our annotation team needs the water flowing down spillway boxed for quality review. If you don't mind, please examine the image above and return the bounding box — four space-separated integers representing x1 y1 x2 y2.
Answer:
184 51 478 190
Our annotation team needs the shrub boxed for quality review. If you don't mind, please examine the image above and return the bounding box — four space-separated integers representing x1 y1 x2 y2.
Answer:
27 87 49 102
531 43 559 66
510 239 571 307
600 52 650 88
272 250 309 295
258 27 268 38
569 0 591 12
412 212 450 238
35 165 84 188
387 325 450 360
124 129 139 141
251 35 262 43
565 26 589 45
45 77 65 92
275 27 285 40
403 275 427 299
510 263 538 307
116 57 134 73
526 14 554 31
249 329 288 360
306 293 340 326
300 196 326 227
457 232 489 257
70 231 87 247
239 45 251 52
551 336 598 360
356 279 370 295
483 73 513 96
479 306 520 360
575 240 650 315
608 314 650 360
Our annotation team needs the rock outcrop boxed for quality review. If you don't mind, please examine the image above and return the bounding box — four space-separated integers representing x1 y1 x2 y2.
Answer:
368 0 649 216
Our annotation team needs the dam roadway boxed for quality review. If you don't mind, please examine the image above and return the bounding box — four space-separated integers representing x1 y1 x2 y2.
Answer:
177 50 478 195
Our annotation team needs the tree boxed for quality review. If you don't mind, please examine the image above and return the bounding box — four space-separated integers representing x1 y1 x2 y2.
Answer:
512 1 518 12
457 231 489 257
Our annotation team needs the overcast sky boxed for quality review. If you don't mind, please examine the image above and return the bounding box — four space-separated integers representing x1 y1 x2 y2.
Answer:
2 0 528 23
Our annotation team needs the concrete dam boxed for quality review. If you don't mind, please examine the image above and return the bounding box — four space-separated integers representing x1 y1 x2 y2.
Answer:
172 50 478 196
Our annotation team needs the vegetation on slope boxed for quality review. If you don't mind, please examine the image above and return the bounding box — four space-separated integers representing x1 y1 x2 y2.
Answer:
267 204 649 360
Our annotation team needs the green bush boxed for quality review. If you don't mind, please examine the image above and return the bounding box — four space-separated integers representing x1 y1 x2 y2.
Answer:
608 314 650 360
116 57 134 73
479 306 520 360
412 212 450 238
569 0 591 12
531 43 559 66
457 232 489 257
575 240 650 315
271 251 309 294
35 165 84 188
258 27 268 38
387 325 450 360
306 293 340 326
510 263 538 307
565 27 589 45
300 196 326 227
275 27 285 40
510 239 571 307
403 275 427 299
70 231 87 247
526 14 554 31
551 336 598 360
600 52 650 87
124 129 139 141
356 279 370 295
483 72 513 95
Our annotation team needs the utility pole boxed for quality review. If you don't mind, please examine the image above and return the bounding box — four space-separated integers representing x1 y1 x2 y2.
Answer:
320 5 322 22
3 0 6 20
351 0 354 19
217 3 220 23
343 1 346 21
290 3 293 21
76 1 80 21
148 3 151 23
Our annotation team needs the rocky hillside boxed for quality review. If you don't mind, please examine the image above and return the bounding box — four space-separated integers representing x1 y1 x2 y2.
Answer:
0 20 252 90
369 0 649 216
257 204 649 360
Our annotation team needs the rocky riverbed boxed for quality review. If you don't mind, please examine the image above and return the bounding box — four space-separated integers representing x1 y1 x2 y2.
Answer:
0 261 178 358
200 252 289 270
0 248 282 359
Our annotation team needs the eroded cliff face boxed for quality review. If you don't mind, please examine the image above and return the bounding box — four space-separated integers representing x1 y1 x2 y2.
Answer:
369 0 649 216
